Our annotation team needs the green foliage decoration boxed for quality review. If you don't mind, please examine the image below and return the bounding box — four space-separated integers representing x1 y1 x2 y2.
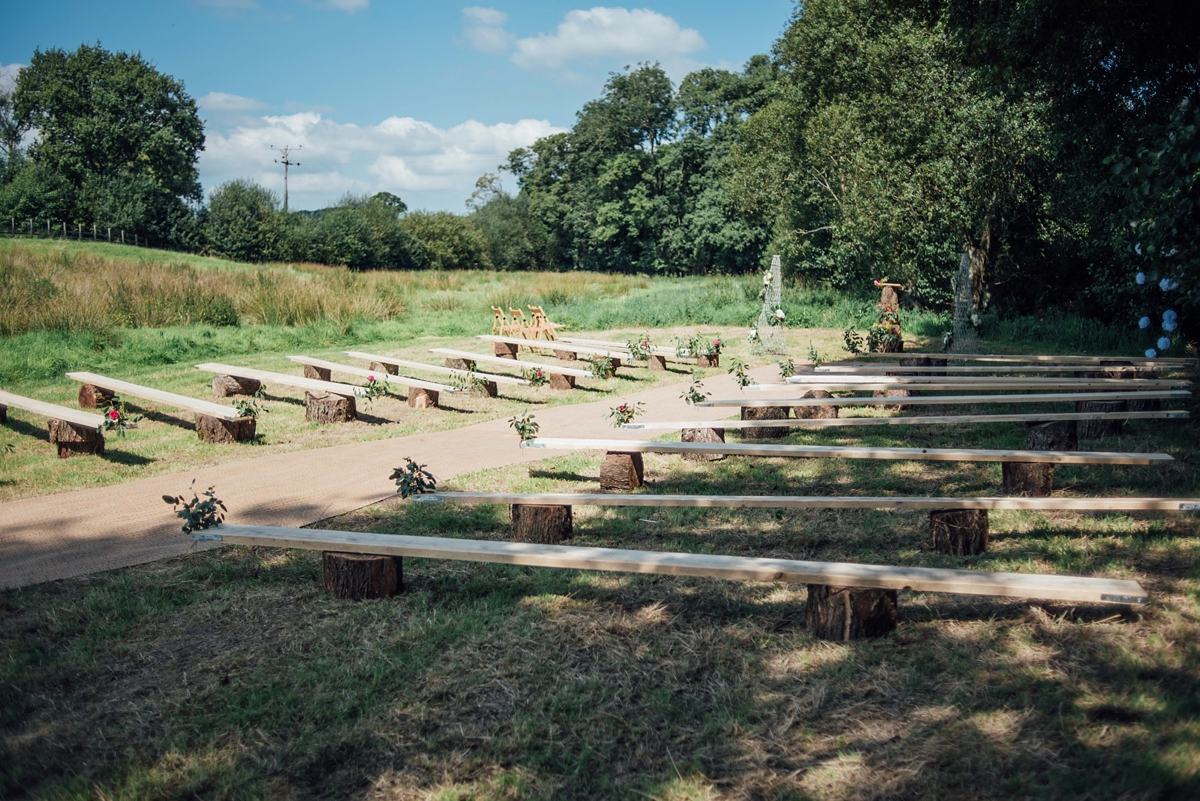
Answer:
508 412 539 442
605 400 645 428
390 458 437 499
162 480 225 534
231 386 270 419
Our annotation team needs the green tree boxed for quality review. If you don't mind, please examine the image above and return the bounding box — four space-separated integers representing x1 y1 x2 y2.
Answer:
399 211 491 270
205 180 281 262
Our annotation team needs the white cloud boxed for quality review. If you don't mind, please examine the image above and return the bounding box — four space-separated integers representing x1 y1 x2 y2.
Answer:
0 62 26 94
462 6 514 54
198 91 266 113
324 0 368 12
511 7 706 70
463 6 506 26
200 111 564 211
196 0 260 9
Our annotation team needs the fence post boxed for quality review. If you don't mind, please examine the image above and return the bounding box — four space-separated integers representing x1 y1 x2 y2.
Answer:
107 227 111 242
47 220 51 236
121 230 125 244
62 222 66 238
77 223 82 241
29 219 33 235
92 223 96 241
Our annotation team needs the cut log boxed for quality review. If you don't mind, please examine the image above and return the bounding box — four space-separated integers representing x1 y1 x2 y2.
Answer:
870 339 903 354
805 584 898 641
880 285 901 310
470 380 498 398
554 349 578 361
648 354 667 371
407 387 439 409
1076 400 1127 439
740 405 789 438
195 413 256 444
872 388 912 412
0 403 5 424
47 419 105 458
794 390 838 419
1125 397 1162 413
1002 420 1077 497
303 364 332 382
211 374 262 398
549 373 576 391
305 391 356 423
323 552 401 600
77 384 115 409
682 427 726 461
511 504 573 543
697 354 720 368
600 451 644 492
899 356 947 376
494 341 520 359
369 361 399 375
445 358 476 371
929 510 989 555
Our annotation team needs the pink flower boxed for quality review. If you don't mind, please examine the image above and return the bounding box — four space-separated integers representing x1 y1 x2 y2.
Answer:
108 410 120 420
368 376 375 382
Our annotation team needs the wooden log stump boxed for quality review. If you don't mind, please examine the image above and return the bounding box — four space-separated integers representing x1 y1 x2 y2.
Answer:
899 356 947 376
446 358 476 371
697 354 720 368
305 391 356 423
211 374 262 398
879 284 901 310
929 510 989 555
0 403 6 424
323 552 401 600
494 341 520 359
511 504 573 543
369 362 399 375
741 405 789 438
648 354 667 371
869 340 903 354
794 390 838 419
1002 420 1077 497
303 364 332 382
549 373 576 391
408 387 439 409
553 349 578 361
195 414 256 444
872 388 911 412
1125 397 1162 413
805 585 898 641
47 419 104 458
682 427 726 461
1075 400 1127 439
77 384 115 409
600 451 644 491
469 380 498 398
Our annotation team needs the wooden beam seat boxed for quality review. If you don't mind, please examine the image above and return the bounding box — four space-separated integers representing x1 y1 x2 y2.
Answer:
768 376 1191 390
286 356 454 393
430 349 593 379
816 364 1182 375
343 351 529 386
699 390 1191 409
846 352 1195 367
623 410 1190 431
0 388 106 457
194 362 359 397
556 336 682 359
477 335 628 362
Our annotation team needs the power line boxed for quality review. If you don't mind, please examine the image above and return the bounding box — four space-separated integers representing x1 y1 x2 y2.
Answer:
271 145 301 212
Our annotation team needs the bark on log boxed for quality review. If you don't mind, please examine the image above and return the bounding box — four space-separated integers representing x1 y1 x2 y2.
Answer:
872 388 911 412
880 285 901 309
470 380 498 398
929 510 989 555
47 419 105 458
323 552 401 600
740 405 789 438
494 341 519 359
195 414 256 443
369 362 399 375
511 504 573 543
1075 400 1127 439
77 384 115 409
600 451 644 491
0 403 6 424
899 356 947 376
446 358 476 371
303 364 332 382
211 375 262 398
1125 397 1161 413
549 373 576 391
1002 420 1077 497
682 427 725 461
794 390 838 419
305 391 356 423
407 387 439 409
648 354 667 371
805 585 898 641
870 340 903 354
553 349 578 361
697 354 720 368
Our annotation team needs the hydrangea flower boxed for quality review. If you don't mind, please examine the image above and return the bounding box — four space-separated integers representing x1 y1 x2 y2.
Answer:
1135 242 1143 256
1136 272 1146 285
1164 320 1178 332
1160 277 1172 291
1139 316 1151 329
1158 337 1171 351
1145 348 1158 358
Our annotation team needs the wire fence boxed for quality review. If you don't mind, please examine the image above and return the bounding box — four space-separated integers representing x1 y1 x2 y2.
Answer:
1 216 158 249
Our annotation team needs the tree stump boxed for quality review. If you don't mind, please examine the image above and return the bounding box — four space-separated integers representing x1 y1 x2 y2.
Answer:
549 373 576 391
1125 397 1162 413
794 390 838 419
446 358 476 371
369 362 399 375
872 388 911 412
553 349 577 361
195 414 256 443
929 510 989 555
469 380 498 398
697 354 720 368
1075 400 1127 439
741 406 789 438
494 341 519 359
870 340 903 354
77 384 115 409
600 451 644 491
303 364 332 382
1002 420 1077 497
211 374 262 398
900 356 947 376
305 391 356 423
682 427 725 461
879 284 902 309
408 387 439 409
0 403 6 424
511 504 573 543
805 585 898 641
323 552 401 600
47 419 105 458
648 354 667 371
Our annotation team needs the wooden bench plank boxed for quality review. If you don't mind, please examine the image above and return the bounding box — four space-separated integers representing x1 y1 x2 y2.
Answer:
847 352 1195 366
416 492 1200 511
286 356 455 392
194 363 360 398
430 349 593 378
556 336 681 359
700 390 1191 408
202 525 1149 605
66 372 240 420
772 377 1190 390
816 364 1181 374
343 351 529 386
0 389 104 428
522 437 1172 465
477 335 628 360
624 410 1190 431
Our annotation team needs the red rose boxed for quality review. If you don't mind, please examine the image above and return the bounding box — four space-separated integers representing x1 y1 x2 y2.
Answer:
368 376 375 382
108 410 120 420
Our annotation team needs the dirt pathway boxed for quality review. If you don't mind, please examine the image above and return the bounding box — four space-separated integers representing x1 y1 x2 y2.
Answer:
1 367 773 588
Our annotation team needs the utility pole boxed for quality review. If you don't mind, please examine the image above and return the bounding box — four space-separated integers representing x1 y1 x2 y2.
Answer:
272 145 301 212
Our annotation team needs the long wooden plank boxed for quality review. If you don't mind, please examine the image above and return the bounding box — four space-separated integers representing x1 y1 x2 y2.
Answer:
849 352 1195 366
194 363 359 398
753 378 1191 391
0 388 104 428
523 437 1171 465
66 371 239 420
816 364 1178 374
203 525 1149 605
556 336 682 359
286 356 455 392
343 351 529 386
417 492 1200 512
623 410 1190 431
478 335 628 360
430 349 593 378
700 390 1191 408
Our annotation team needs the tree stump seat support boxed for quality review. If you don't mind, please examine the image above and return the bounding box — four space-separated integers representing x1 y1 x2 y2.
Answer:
511 504 573 543
195 413 256 443
682 427 725 461
408 387 439 409
740 405 789 438
211 375 263 398
600 451 644 491
805 584 899 640
323 552 402 600
1002 420 1077 497
77 384 115 409
549 373 576 391
48 419 105 458
929 509 989 555
305 391 356 423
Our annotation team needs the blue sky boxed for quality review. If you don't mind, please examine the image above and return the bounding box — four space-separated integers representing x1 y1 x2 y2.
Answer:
1 1 794 212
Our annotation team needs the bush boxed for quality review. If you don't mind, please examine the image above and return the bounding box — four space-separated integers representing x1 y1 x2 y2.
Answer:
400 211 491 270
204 180 281 262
